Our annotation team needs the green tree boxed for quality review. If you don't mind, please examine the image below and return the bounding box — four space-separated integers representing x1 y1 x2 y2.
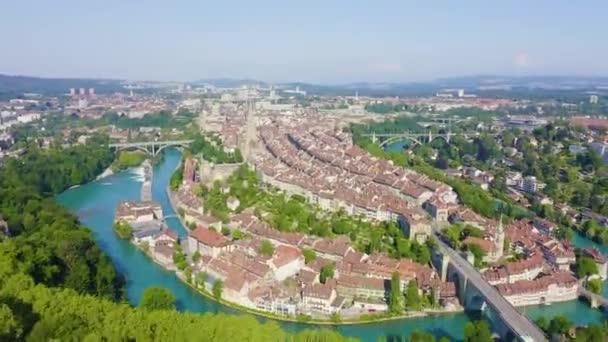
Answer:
535 316 549 332
575 324 606 342
404 279 421 311
184 267 193 283
586 278 603 294
302 248 317 264
319 263 335 284
138 287 176 311
232 229 243 240
547 315 572 337
463 320 492 342
260 240 274 256
464 243 486 268
410 330 436 342
112 151 146 171
389 272 404 314
192 250 201 263
576 256 599 279
0 304 20 339
213 280 223 300
112 221 133 239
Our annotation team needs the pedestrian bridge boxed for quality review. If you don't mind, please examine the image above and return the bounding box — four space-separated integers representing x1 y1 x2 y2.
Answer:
433 228 546 342
579 286 608 309
109 140 193 157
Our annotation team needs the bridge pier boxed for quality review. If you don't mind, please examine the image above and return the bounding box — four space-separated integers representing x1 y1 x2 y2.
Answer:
441 254 450 282
457 273 469 306
591 297 599 308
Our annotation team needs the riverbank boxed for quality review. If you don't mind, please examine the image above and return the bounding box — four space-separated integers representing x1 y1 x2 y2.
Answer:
96 166 114 180
175 268 463 326
111 151 147 172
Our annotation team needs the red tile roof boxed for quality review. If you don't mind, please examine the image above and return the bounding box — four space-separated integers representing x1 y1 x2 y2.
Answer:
190 226 230 247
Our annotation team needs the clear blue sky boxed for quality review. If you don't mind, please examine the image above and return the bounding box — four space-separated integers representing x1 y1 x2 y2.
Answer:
1 0 606 83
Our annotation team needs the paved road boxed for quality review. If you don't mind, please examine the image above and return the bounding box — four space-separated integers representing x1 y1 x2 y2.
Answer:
433 230 546 342
109 140 194 148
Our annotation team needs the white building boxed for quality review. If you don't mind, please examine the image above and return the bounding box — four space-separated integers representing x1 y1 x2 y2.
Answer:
590 95 599 104
269 245 304 282
17 113 41 124
301 282 340 315
496 272 578 306
518 176 545 194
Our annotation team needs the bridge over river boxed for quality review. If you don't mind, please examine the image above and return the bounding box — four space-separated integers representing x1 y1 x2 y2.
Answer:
433 226 546 342
579 285 608 309
109 140 193 157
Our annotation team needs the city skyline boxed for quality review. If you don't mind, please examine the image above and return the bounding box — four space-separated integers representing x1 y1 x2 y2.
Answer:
1 1 608 83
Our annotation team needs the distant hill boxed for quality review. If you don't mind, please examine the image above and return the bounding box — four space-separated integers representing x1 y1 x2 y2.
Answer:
433 75 608 89
0 74 124 99
2 73 607 100
190 78 268 88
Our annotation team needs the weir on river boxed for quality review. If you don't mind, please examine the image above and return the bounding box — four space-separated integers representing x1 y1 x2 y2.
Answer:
56 148 608 342
140 160 152 202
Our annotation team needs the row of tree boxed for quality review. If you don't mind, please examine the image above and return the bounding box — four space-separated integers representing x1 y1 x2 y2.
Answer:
0 270 355 341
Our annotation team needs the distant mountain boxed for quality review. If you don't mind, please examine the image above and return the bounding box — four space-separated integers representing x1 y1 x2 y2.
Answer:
433 75 608 90
0 74 124 98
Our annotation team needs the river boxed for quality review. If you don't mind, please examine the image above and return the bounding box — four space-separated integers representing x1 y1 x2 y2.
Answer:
56 148 607 341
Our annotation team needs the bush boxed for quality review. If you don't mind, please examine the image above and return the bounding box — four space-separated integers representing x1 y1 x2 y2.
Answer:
113 221 133 239
138 287 176 311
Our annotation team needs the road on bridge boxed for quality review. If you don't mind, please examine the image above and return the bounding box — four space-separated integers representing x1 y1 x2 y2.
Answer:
108 140 194 148
433 228 546 342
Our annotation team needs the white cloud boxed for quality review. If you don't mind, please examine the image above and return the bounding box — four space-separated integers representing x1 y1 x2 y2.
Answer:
514 52 530 67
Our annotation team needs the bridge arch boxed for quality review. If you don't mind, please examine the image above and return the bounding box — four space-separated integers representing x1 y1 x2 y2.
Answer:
115 145 150 155
155 142 190 156
430 135 450 145
379 136 422 148
109 140 194 157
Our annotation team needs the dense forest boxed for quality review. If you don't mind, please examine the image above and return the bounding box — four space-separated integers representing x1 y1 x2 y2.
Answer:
0 136 122 301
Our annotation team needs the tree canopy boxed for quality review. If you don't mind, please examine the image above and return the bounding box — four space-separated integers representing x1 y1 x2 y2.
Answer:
138 287 176 311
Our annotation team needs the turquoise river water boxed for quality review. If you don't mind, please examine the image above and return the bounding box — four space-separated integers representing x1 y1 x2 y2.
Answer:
56 148 607 341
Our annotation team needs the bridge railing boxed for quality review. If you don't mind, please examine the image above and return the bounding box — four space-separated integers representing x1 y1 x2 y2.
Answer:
433 229 546 341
